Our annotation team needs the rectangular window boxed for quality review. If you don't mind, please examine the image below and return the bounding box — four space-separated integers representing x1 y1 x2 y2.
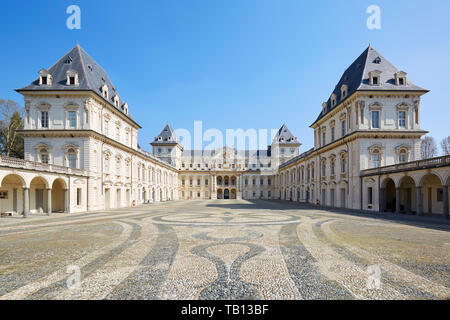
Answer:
399 154 407 163
331 127 335 141
322 132 326 146
205 179 208 185
68 111 76 128
41 153 49 164
116 127 120 141
341 120 346 136
68 153 77 168
368 187 373 205
341 158 346 173
371 111 379 129
398 111 406 128
41 111 49 128
104 121 109 136
77 188 82 206
69 76 76 85
372 154 380 168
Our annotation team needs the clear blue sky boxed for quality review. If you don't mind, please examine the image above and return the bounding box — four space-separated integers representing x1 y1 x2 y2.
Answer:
1 0 449 153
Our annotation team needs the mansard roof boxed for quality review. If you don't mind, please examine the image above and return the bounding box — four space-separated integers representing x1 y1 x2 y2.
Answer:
17 44 138 126
312 46 428 126
181 149 271 158
151 124 180 145
272 124 300 145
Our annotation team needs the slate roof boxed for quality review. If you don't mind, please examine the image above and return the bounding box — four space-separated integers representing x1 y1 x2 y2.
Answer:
272 124 300 144
312 46 428 126
181 149 272 158
151 124 180 145
17 44 139 126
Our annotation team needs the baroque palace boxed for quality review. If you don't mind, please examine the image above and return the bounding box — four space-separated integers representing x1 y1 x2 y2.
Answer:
0 45 448 218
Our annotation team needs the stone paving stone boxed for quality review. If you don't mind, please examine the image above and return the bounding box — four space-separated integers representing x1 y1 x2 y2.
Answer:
0 199 448 300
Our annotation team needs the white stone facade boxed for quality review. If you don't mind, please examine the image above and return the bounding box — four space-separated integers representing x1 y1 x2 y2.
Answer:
0 44 448 218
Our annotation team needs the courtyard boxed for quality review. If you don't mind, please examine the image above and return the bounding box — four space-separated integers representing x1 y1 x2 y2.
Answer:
0 200 448 300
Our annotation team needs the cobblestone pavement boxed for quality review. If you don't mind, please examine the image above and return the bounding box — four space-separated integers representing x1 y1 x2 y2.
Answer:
0 200 449 300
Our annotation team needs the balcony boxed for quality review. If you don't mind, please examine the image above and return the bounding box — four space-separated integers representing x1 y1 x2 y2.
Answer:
360 155 450 177
0 155 88 176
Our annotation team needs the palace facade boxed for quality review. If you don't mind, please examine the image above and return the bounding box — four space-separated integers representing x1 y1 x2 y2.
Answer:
0 45 448 218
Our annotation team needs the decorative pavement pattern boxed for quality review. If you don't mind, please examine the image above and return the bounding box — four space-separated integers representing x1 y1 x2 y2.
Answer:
0 200 449 300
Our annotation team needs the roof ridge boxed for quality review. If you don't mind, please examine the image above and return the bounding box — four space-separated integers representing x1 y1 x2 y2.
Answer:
76 44 93 91
356 46 371 90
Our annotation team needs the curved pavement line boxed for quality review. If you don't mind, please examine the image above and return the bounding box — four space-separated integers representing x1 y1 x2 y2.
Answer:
0 221 132 300
104 223 179 300
52 218 159 300
0 209 162 236
297 217 406 300
321 221 450 299
313 220 439 299
23 220 142 300
278 222 353 300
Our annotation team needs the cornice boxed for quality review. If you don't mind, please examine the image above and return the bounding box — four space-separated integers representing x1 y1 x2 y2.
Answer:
17 129 178 172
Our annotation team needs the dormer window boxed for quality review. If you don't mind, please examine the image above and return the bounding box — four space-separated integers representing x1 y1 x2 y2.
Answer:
101 84 108 99
113 95 120 108
66 69 79 86
369 70 382 86
395 71 407 86
341 85 348 99
331 94 337 107
122 103 129 115
322 102 327 113
39 69 52 86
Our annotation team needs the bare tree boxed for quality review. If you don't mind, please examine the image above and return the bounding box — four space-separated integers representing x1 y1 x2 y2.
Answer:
0 99 24 158
440 136 450 156
420 135 438 159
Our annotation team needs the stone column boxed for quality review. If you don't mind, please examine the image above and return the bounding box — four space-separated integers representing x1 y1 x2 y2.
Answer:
416 186 422 216
395 188 401 213
64 189 69 213
23 188 30 218
379 188 385 212
47 188 52 216
443 185 449 220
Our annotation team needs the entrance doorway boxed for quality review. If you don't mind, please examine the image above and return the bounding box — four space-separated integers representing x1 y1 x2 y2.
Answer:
224 189 230 199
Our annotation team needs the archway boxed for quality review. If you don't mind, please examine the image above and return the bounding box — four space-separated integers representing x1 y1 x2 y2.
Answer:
217 176 223 186
399 176 416 214
30 176 49 214
51 178 67 213
224 189 230 199
421 174 443 215
0 174 26 215
382 178 396 212
217 189 223 199
230 189 236 199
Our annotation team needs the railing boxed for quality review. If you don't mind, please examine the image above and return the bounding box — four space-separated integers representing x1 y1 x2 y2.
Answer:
0 155 88 176
360 155 450 177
